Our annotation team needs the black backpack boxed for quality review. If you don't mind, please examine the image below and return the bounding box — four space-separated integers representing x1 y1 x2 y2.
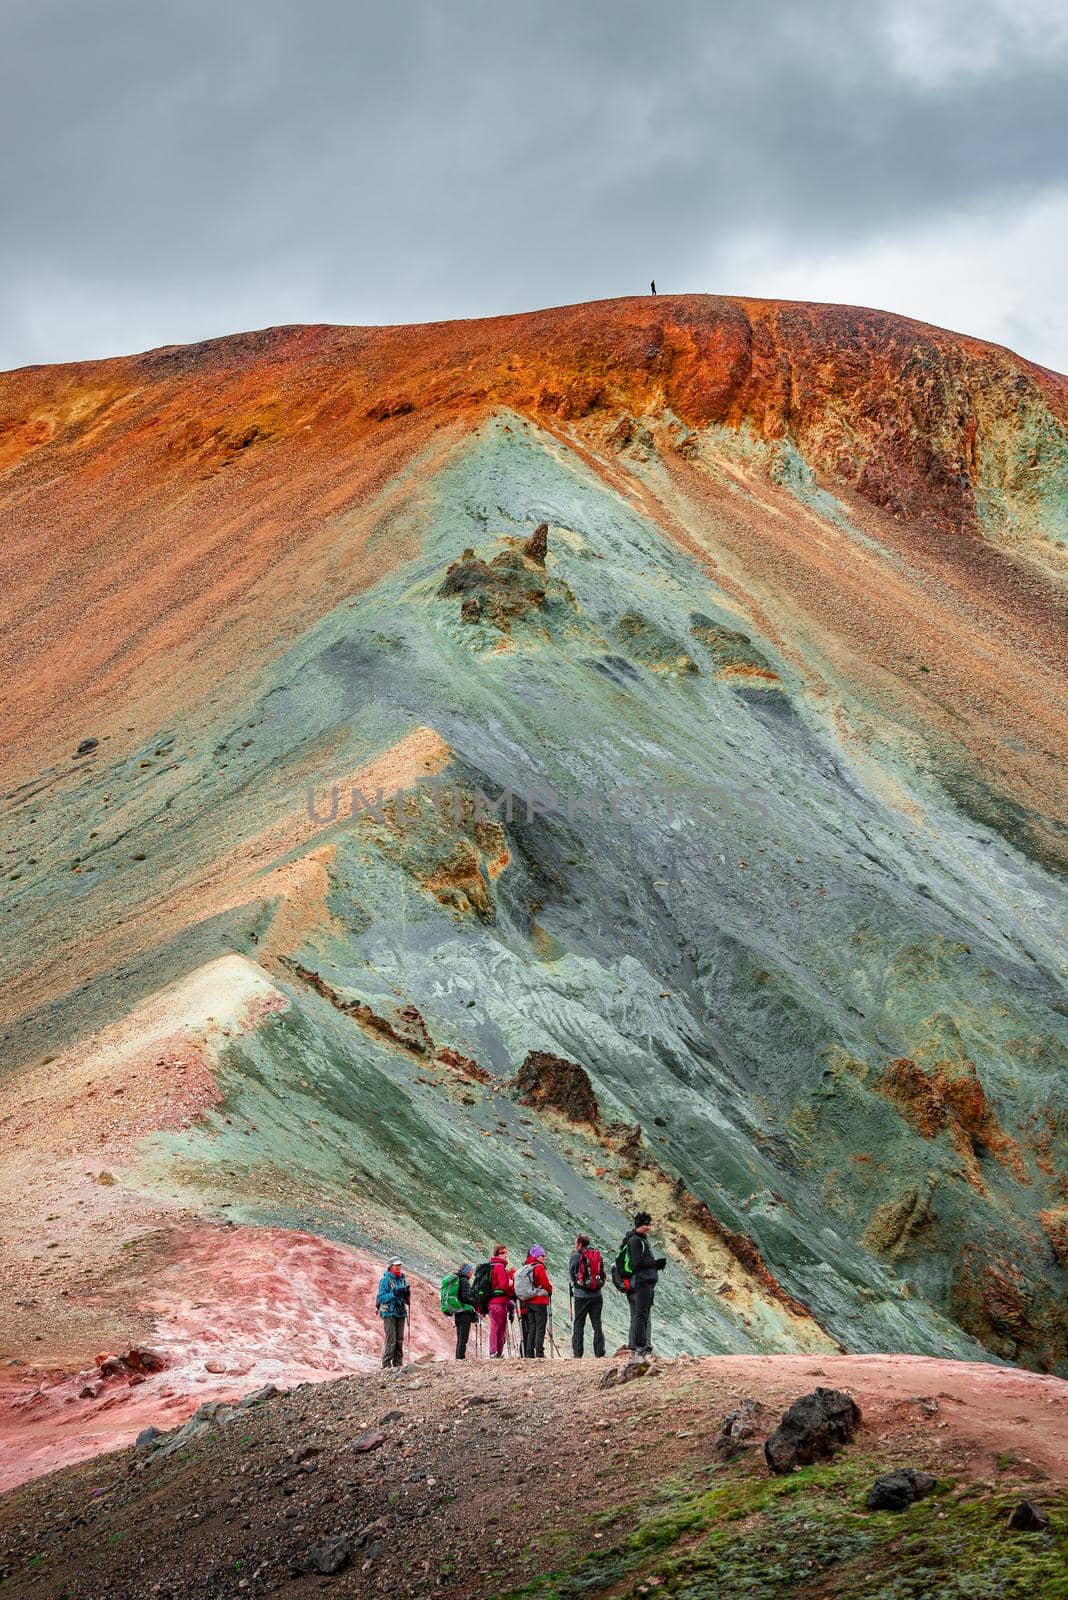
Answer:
610 1237 635 1294
472 1260 495 1311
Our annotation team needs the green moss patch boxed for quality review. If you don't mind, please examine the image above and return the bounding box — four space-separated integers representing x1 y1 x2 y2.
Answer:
514 1458 1067 1600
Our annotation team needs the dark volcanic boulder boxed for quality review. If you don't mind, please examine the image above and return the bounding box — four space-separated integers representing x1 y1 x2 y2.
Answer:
866 1468 937 1511
513 1050 599 1124
764 1387 861 1474
307 1536 351 1575
1007 1501 1049 1532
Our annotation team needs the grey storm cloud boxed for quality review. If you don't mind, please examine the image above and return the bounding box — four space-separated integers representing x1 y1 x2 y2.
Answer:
2 0 1067 370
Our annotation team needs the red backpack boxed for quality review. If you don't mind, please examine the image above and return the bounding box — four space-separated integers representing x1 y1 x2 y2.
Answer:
576 1247 605 1292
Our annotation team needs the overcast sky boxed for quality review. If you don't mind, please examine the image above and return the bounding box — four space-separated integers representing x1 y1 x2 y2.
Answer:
3 0 1067 373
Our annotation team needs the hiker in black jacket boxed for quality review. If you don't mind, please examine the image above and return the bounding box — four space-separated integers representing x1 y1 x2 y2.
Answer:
621 1211 666 1356
568 1234 606 1358
452 1263 480 1359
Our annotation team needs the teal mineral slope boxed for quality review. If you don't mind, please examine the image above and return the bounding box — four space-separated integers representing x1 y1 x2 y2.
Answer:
15 410 1057 1373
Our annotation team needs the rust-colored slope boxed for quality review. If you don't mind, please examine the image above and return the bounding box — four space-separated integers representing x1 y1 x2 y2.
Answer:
0 327 464 774
1 296 1064 784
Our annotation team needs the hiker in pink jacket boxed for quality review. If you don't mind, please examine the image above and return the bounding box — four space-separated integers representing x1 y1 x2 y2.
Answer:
487 1243 514 1358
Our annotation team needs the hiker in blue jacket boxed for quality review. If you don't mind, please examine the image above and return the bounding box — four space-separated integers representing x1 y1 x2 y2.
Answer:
376 1258 411 1368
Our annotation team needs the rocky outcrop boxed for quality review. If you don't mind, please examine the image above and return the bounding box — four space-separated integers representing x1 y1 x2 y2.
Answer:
950 1246 1067 1371
285 962 434 1056
365 394 414 421
689 614 781 686
135 1385 280 1467
605 414 655 458
616 611 700 675
523 521 548 564
434 1046 491 1085
357 785 510 922
440 538 572 634
513 1051 600 1125
876 1057 1027 1186
98 1346 166 1378
862 1183 937 1258
1040 1208 1068 1269
599 1355 657 1388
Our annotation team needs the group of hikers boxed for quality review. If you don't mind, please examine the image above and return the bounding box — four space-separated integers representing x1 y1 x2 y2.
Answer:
375 1212 667 1366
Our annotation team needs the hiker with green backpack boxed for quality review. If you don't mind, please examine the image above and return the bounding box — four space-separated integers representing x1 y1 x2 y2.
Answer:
612 1211 667 1357
439 1262 481 1359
